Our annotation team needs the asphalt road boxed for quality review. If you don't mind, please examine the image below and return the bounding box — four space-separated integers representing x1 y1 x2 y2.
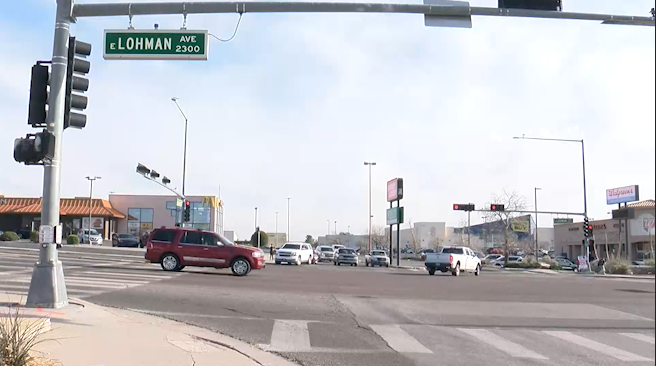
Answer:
2 242 655 366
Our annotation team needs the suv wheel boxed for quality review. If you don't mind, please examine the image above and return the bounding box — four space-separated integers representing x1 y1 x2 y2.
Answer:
161 254 180 271
231 258 251 276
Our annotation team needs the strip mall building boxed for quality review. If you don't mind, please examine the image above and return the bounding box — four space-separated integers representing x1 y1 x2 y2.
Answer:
553 200 655 262
0 194 224 240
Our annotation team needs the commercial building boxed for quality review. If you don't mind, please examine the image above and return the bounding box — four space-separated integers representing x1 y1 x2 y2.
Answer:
109 194 224 237
0 193 224 240
553 200 655 262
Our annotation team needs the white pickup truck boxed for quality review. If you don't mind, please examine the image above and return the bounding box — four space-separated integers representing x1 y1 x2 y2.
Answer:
424 246 481 276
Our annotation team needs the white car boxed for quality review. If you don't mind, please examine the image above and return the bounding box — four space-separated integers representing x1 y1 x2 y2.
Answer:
275 242 314 265
365 250 390 267
315 245 336 262
79 229 103 245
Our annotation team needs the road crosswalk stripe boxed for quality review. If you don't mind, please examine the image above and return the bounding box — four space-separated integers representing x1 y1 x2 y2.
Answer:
619 333 656 345
269 320 312 352
543 331 653 362
80 271 173 280
10 277 146 289
458 328 548 359
370 325 433 354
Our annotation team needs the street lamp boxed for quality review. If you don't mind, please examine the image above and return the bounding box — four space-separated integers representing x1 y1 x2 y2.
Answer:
327 220 330 236
275 212 279 248
334 220 337 235
514 135 588 263
171 97 189 197
534 187 542 257
254 207 259 248
364 161 377 252
286 197 291 242
85 176 101 244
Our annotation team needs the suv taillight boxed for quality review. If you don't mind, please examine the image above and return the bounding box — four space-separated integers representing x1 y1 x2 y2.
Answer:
449 255 454 263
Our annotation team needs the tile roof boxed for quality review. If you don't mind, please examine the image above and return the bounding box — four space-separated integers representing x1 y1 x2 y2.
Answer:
628 199 655 208
0 197 125 218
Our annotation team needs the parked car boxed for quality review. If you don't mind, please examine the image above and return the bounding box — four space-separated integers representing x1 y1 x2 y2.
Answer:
334 248 359 266
490 256 523 267
365 250 390 267
79 229 103 245
483 254 502 264
112 233 139 248
424 246 481 276
276 242 315 265
315 245 336 262
555 258 578 271
145 227 265 276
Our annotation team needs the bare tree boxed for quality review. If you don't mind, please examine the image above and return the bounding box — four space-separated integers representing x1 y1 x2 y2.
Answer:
407 220 421 255
481 189 527 266
371 225 390 252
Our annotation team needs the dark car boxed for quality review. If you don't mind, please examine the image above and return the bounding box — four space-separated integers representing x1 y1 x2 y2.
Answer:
145 227 265 276
112 233 139 248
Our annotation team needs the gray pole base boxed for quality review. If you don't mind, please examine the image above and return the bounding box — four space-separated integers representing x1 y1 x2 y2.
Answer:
25 261 69 309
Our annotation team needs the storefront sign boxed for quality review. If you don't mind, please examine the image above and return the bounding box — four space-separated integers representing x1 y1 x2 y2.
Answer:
606 185 639 205
82 217 104 230
510 219 530 233
386 207 405 225
386 178 404 202
569 227 580 232
201 196 222 208
592 223 607 230
644 218 655 232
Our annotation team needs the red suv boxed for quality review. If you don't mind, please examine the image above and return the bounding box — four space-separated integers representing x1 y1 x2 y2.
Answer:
145 227 265 276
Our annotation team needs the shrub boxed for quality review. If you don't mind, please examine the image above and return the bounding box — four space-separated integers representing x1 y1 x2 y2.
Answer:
504 262 531 269
0 231 21 241
66 234 80 245
605 259 633 275
0 305 49 366
29 231 38 243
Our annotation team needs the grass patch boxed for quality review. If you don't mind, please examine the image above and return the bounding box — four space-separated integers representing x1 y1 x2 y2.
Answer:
1 305 50 366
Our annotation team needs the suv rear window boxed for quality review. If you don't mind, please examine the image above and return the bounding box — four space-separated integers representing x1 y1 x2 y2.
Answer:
151 229 176 242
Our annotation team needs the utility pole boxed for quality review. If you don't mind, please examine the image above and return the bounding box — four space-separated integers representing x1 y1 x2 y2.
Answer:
25 0 73 309
85 176 101 244
534 187 541 257
467 206 471 247
275 211 278 248
286 197 291 242
334 221 337 235
171 97 189 197
364 161 376 252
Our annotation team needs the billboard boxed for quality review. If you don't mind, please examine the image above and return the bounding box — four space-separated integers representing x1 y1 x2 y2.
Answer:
386 207 404 225
606 185 639 205
510 219 530 233
386 178 404 202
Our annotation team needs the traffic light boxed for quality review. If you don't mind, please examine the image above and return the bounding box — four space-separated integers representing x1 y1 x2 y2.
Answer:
14 131 56 165
583 217 591 237
498 0 563 11
183 200 191 222
453 204 475 211
28 64 50 128
490 204 505 212
64 36 92 129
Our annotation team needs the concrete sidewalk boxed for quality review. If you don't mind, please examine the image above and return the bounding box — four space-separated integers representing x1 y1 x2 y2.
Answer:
1 293 297 366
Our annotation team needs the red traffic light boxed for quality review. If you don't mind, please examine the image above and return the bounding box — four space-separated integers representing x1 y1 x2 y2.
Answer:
588 225 593 230
490 204 505 212
453 204 459 210
185 200 190 206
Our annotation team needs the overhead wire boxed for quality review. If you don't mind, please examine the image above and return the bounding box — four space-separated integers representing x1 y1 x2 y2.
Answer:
209 13 244 42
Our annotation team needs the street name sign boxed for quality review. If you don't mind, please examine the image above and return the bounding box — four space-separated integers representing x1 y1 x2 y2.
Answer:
553 218 574 225
103 29 209 60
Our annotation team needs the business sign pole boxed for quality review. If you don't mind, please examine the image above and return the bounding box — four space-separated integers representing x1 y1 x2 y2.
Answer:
386 178 404 267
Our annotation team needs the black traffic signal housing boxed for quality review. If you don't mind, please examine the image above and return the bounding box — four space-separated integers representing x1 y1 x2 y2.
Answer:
14 131 56 165
64 36 92 129
498 0 563 11
28 64 50 128
183 200 191 222
583 217 591 237
490 204 505 212
453 204 475 211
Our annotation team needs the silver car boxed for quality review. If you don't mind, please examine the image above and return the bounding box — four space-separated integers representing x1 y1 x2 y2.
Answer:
334 248 358 266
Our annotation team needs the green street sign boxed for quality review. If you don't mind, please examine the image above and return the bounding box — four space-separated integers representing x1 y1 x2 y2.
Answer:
554 218 574 225
103 30 209 60
386 207 405 226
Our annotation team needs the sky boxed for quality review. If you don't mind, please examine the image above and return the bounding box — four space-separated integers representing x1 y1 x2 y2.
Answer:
0 0 654 241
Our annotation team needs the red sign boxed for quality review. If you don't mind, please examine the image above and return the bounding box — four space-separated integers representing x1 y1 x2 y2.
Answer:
386 178 404 202
644 218 655 230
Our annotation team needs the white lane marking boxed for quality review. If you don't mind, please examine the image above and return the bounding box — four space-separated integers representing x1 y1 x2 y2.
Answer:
370 324 433 354
458 328 547 359
9 278 145 289
81 271 174 280
62 276 149 285
269 320 312 352
0 246 146 260
620 333 656 345
544 331 653 362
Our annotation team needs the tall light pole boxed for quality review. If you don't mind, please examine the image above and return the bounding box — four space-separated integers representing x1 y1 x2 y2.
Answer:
254 207 259 248
327 220 330 236
286 197 291 242
348 225 350 234
334 221 337 235
275 212 279 248
85 176 101 245
514 136 588 264
364 161 377 252
171 97 189 197
534 187 542 257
